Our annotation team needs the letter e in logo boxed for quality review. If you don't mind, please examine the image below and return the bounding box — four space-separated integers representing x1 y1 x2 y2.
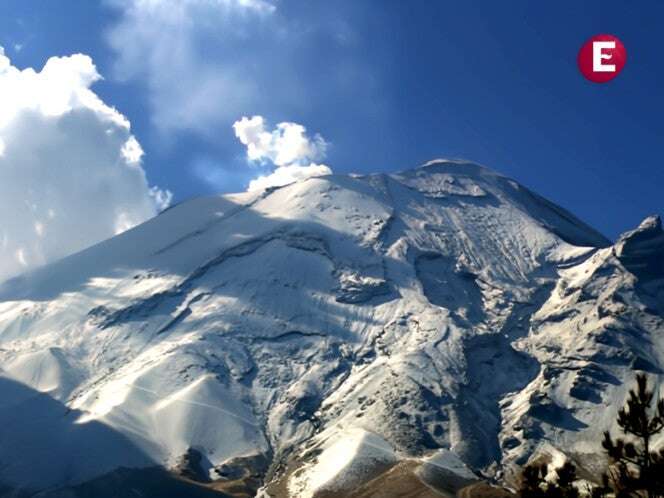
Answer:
578 34 626 83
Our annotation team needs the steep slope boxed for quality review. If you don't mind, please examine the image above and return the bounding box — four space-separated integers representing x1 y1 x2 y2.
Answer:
500 214 664 482
0 159 659 497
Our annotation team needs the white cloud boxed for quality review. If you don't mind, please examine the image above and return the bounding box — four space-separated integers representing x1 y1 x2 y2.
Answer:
121 135 144 165
233 115 332 191
106 0 279 136
0 46 170 282
105 1 380 136
233 116 327 167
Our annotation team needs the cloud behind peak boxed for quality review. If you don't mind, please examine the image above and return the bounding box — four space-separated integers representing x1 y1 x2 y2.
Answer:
233 115 332 191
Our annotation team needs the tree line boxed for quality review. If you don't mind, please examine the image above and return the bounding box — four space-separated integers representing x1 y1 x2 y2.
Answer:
519 374 664 498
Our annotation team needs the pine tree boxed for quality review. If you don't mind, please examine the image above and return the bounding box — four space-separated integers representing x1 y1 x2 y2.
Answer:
602 373 664 497
520 463 549 498
519 461 580 498
554 462 581 498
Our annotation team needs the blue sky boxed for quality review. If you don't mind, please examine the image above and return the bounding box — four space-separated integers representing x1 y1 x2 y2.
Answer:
0 0 662 249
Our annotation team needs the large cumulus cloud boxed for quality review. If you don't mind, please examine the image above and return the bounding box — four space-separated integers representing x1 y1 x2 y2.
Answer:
0 47 170 282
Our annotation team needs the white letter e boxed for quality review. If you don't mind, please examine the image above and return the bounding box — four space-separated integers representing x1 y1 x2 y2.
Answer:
593 41 616 72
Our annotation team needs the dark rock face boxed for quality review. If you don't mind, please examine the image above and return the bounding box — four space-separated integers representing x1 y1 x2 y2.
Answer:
213 452 269 481
212 453 270 498
616 215 664 281
415 253 484 318
174 448 210 483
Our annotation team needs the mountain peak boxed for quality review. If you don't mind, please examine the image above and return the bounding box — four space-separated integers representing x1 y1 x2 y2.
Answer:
417 158 500 175
637 214 661 231
391 159 609 250
617 214 663 247
615 214 664 280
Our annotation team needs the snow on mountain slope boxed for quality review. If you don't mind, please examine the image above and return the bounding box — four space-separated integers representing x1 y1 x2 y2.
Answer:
500 214 664 480
0 159 659 497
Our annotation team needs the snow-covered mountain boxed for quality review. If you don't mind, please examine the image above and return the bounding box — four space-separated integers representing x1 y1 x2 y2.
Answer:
0 160 661 497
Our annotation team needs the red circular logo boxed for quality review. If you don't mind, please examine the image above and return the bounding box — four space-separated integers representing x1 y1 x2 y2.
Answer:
577 34 627 83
